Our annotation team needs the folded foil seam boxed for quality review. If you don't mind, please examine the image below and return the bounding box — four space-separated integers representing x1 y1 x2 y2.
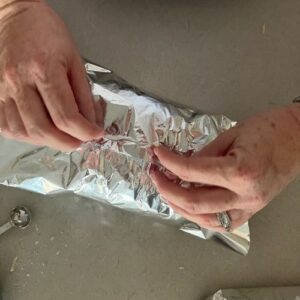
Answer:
0 62 250 255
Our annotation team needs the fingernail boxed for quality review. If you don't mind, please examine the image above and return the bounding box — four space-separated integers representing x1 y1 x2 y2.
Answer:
154 145 174 156
152 146 158 153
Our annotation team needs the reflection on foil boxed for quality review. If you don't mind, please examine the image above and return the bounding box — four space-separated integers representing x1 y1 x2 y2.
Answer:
0 62 250 255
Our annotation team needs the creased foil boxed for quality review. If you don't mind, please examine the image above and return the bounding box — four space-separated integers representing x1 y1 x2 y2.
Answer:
0 62 250 255
207 287 300 300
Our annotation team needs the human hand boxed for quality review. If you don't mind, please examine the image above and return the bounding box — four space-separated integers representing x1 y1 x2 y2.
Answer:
150 105 300 232
0 0 103 150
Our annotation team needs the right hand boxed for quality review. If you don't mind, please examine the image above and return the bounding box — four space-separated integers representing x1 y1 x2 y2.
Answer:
0 0 103 151
151 106 300 232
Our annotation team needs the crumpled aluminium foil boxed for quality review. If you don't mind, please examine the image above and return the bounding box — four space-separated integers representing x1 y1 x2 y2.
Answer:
0 62 250 255
207 287 300 300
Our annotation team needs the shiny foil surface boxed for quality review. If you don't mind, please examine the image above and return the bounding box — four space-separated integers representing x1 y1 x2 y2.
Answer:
0 62 250 255
207 287 300 300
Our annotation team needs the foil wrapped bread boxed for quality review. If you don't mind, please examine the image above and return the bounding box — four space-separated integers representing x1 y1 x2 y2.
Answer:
0 62 250 255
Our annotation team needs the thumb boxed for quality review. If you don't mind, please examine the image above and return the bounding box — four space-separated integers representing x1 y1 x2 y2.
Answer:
69 55 97 124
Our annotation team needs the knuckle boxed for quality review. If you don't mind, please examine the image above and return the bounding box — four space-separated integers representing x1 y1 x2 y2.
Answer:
27 122 51 139
27 127 44 139
30 53 50 81
6 129 26 140
2 65 23 97
2 64 18 80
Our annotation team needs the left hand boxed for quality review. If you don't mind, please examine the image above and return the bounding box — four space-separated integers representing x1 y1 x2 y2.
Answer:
0 1 103 151
150 105 300 232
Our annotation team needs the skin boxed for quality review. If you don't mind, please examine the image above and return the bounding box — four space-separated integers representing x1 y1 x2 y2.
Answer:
1 1 300 231
150 105 300 232
0 0 103 151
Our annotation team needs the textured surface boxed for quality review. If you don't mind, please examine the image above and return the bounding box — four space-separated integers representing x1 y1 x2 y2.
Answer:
0 0 300 299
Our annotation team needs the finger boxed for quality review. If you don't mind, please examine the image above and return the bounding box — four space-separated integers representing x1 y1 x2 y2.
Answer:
0 101 10 136
69 55 96 124
15 86 82 151
169 201 224 230
2 98 28 141
35 65 103 142
153 147 236 188
197 128 237 157
228 209 253 230
151 170 238 214
170 203 249 232
94 98 106 128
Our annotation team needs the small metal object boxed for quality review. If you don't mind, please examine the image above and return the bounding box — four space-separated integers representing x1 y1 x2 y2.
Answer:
292 96 300 103
0 207 31 236
217 212 231 232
